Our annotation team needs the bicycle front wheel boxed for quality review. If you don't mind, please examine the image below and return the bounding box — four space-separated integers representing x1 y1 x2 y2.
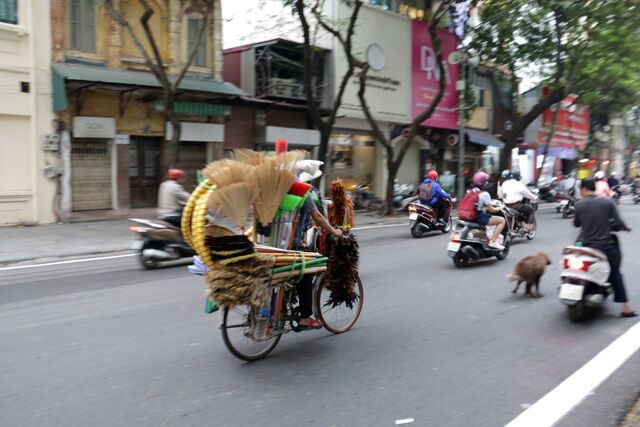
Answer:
315 275 364 334
221 305 281 362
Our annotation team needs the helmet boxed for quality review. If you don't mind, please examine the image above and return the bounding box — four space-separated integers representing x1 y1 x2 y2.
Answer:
167 168 186 180
427 170 439 181
594 170 605 180
501 169 511 180
511 170 521 181
473 171 490 187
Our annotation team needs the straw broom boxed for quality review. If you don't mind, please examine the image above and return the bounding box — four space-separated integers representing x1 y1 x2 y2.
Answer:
234 149 269 166
249 160 295 227
203 160 254 188
207 182 257 229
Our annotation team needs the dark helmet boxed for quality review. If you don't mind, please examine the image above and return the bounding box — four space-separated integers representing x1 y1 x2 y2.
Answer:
511 170 521 181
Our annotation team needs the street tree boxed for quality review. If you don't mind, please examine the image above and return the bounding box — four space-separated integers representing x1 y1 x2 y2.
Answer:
286 0 364 182
356 1 458 214
470 0 640 175
104 0 214 167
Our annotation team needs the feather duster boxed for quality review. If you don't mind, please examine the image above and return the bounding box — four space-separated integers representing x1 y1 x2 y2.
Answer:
327 179 355 229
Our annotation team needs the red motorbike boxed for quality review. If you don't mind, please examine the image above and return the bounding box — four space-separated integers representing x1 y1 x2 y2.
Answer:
408 199 454 238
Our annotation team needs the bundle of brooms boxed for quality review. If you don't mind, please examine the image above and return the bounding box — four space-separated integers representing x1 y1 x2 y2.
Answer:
323 178 360 308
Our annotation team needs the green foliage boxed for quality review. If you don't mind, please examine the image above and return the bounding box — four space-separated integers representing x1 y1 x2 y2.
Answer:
470 0 640 115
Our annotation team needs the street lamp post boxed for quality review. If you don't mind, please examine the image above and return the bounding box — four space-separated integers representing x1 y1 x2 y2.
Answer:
457 62 466 201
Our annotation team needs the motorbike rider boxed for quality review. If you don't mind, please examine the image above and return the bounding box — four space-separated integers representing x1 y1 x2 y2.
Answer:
158 168 190 227
594 170 613 198
292 160 343 330
418 170 450 224
468 171 506 250
574 178 636 317
498 169 537 232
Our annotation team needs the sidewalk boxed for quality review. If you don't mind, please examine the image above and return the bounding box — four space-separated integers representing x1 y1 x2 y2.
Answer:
0 212 404 266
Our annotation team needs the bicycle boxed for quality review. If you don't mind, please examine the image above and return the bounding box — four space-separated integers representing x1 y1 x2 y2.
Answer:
220 273 364 361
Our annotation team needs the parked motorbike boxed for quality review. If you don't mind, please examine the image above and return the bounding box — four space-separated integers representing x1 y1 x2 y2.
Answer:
408 199 453 238
447 203 511 267
392 183 418 212
350 183 384 212
558 188 577 218
538 178 559 202
129 218 195 269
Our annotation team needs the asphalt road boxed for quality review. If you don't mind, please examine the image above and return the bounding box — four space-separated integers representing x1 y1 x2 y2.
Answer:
2 204 640 427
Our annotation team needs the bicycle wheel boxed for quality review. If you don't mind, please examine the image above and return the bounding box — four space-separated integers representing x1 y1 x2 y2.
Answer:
314 275 364 334
221 305 281 362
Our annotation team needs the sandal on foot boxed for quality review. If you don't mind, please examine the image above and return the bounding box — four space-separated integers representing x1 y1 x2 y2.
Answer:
298 319 323 330
621 311 638 318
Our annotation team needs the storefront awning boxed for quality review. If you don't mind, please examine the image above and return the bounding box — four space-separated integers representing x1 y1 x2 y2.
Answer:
465 128 505 148
52 63 246 112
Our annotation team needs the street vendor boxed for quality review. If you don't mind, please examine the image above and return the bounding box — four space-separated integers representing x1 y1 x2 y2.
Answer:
293 160 342 330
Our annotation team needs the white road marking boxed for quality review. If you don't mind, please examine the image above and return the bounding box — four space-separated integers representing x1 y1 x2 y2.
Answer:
506 319 640 427
353 223 406 231
0 253 136 272
395 418 415 425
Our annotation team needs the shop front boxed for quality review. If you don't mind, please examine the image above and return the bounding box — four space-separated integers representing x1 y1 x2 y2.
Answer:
328 131 376 191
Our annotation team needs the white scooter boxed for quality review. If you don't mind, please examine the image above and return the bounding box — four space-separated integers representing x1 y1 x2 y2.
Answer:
558 244 611 322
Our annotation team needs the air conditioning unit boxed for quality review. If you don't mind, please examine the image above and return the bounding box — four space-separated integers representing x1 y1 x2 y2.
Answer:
267 78 293 98
290 82 306 100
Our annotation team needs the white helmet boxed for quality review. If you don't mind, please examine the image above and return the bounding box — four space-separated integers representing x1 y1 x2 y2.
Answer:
594 171 605 180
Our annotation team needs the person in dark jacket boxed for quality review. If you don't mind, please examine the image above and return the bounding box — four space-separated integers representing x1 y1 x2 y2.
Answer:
574 178 636 317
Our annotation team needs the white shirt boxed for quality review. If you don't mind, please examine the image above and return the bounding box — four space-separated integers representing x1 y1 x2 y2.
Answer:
499 179 536 204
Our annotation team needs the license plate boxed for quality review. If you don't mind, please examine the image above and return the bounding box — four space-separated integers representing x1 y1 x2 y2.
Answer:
409 213 418 220
559 283 584 301
447 242 461 252
131 239 144 250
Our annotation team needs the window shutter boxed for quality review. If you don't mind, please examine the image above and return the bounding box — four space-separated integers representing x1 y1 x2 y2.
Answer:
0 0 17 24
83 0 96 52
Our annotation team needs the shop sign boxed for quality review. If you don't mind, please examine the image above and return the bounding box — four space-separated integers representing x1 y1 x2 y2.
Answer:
115 134 130 145
538 90 589 148
411 23 459 130
73 117 116 139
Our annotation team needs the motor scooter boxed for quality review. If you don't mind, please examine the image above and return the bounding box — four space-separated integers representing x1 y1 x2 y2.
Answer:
447 202 511 267
408 199 453 238
559 231 629 322
129 218 195 269
558 188 577 218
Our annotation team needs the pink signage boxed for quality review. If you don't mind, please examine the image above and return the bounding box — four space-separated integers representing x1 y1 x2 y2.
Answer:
411 21 459 130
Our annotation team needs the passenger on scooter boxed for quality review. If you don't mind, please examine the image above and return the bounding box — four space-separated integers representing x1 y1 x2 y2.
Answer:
466 171 506 250
574 178 636 317
158 168 190 227
418 170 450 224
594 170 613 198
498 170 537 232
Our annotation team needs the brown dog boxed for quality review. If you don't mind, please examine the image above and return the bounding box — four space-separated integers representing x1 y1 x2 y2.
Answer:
506 253 552 298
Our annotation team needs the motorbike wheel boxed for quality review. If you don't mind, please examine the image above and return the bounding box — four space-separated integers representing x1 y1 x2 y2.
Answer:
452 253 468 268
442 217 453 233
139 242 159 270
567 302 586 323
410 224 423 238
526 218 537 240
495 238 511 260
562 207 570 219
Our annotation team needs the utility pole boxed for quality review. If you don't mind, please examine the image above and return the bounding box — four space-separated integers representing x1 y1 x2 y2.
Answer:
457 62 466 201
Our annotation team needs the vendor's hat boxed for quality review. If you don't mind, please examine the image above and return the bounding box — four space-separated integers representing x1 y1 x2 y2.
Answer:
296 159 324 182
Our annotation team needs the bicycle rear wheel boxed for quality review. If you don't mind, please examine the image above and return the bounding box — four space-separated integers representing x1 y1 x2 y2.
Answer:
314 275 364 334
221 305 281 361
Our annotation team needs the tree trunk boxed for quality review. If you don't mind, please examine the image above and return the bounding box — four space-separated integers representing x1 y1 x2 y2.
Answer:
385 146 397 216
165 94 181 168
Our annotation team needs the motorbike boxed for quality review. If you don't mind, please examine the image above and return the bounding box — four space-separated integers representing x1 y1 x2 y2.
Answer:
498 200 537 241
557 188 577 218
634 187 640 204
392 183 418 212
408 198 454 238
447 202 511 267
612 185 621 205
538 178 559 202
128 218 195 269
350 183 384 212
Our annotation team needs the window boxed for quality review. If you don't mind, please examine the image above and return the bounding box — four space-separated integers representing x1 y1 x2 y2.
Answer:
0 0 17 24
70 0 96 52
188 17 207 67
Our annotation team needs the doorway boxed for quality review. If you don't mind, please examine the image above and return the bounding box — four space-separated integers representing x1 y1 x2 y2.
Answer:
129 137 161 208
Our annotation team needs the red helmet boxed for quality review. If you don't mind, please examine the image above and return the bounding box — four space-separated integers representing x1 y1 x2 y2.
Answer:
427 170 439 181
167 168 185 180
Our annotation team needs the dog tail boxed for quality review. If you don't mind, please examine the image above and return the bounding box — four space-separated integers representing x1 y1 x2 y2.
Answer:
506 273 523 283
